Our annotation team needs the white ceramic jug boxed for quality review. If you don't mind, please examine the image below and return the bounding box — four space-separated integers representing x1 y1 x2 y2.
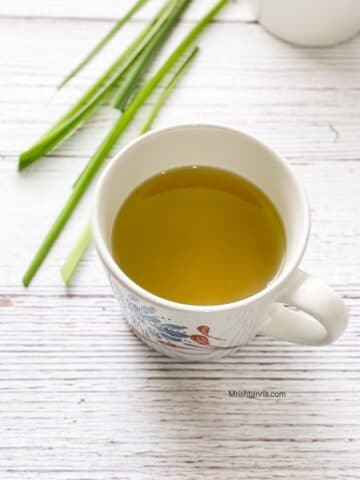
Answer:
248 0 360 46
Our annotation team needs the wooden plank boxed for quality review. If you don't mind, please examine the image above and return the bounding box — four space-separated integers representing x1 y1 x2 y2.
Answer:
0 20 359 160
0 0 255 22
0 295 359 476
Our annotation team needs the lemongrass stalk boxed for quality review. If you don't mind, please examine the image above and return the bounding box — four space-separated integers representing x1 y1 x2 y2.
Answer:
111 42 160 112
72 44 198 190
60 223 92 285
112 0 192 110
22 0 229 286
46 1 175 137
58 0 149 90
19 0 189 171
62 46 199 285
72 0 227 190
18 0 177 170
140 45 199 133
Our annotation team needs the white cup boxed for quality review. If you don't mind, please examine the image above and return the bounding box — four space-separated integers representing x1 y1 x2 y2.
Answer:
92 124 348 361
249 0 360 47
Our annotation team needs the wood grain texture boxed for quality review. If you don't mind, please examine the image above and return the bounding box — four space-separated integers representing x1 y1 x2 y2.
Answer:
0 0 255 21
0 1 359 478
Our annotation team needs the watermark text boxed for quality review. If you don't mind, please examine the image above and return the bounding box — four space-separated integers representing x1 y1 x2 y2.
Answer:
228 389 286 399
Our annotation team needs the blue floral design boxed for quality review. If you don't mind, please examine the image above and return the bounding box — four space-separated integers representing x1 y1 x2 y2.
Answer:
124 295 187 344
122 294 222 349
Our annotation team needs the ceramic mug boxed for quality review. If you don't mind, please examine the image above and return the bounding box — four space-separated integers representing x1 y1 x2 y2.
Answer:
92 124 348 361
247 0 360 47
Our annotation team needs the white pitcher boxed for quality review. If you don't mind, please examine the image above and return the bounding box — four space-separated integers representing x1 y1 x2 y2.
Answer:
248 0 360 46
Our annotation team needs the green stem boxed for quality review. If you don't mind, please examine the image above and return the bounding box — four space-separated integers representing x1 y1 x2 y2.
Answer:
76 0 228 187
72 44 199 190
57 0 149 90
112 0 191 110
18 0 176 170
140 45 199 133
51 1 174 135
62 46 199 285
111 42 160 113
22 0 229 286
60 223 92 285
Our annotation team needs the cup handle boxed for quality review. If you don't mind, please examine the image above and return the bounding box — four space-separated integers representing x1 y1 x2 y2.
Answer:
259 269 348 346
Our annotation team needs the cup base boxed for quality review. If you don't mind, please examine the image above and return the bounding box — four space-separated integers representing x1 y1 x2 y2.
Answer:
128 322 242 362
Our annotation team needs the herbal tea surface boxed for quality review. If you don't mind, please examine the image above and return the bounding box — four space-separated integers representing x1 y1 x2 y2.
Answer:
111 166 286 305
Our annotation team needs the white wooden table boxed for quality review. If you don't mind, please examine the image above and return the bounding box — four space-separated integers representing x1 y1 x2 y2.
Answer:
1 1 359 478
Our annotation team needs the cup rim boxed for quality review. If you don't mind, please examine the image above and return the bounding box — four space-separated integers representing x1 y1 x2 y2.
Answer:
92 123 310 313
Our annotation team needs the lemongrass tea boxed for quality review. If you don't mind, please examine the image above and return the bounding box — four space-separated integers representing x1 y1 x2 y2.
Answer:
111 166 286 305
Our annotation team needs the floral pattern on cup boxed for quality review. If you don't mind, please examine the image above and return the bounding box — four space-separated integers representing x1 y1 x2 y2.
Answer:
123 294 224 350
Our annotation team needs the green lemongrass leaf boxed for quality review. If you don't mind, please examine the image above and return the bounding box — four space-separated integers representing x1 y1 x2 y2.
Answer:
19 0 189 171
18 0 177 170
116 79 143 113
46 1 175 137
62 47 200 286
112 0 190 111
57 0 149 90
22 0 229 286
72 45 197 189
61 221 91 286
60 223 92 285
111 44 158 112
140 45 199 133
73 1 225 189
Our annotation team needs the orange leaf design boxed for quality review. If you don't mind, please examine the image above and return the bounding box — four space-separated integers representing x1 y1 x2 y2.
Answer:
190 334 209 345
197 325 210 336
